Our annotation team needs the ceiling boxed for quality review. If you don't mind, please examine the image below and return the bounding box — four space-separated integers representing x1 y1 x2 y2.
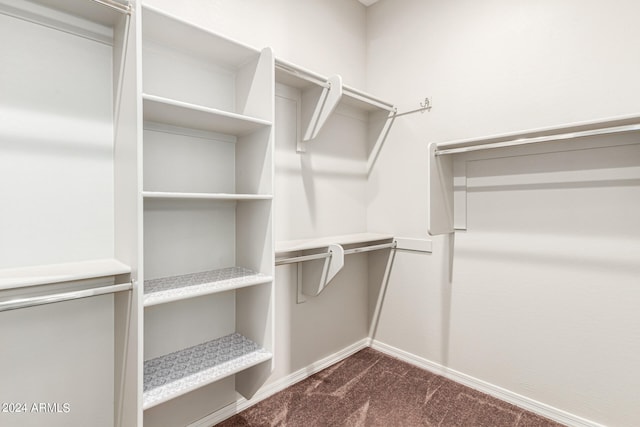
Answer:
358 0 379 6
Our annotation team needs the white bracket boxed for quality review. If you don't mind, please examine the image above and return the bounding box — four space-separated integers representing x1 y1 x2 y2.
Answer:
297 75 343 152
296 244 345 303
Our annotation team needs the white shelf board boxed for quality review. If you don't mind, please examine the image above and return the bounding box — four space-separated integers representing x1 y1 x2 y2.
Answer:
143 94 272 136
0 259 131 290
142 5 259 69
2 0 127 31
143 267 272 307
276 232 394 254
142 191 273 201
143 333 272 410
435 113 640 152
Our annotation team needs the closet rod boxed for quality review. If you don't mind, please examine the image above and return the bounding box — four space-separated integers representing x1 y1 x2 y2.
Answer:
343 86 396 112
275 242 396 266
91 0 132 14
0 282 133 313
275 59 331 88
435 123 640 156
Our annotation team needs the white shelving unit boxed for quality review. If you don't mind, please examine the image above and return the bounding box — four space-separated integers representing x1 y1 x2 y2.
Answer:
140 5 274 420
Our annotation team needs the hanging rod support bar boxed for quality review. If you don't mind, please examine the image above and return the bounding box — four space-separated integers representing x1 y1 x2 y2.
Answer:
344 241 397 255
435 123 640 156
276 252 332 266
0 282 133 312
393 97 432 118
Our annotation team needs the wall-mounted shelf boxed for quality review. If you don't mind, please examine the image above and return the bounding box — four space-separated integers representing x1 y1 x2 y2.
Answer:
143 267 272 307
276 233 395 301
142 191 272 201
275 232 394 254
428 113 640 235
0 258 131 290
274 58 396 162
142 333 272 410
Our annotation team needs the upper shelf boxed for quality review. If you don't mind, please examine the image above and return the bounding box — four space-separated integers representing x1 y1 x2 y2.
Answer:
1 0 130 44
275 59 395 114
276 232 394 254
142 5 258 69
0 258 131 290
142 94 272 136
275 59 395 154
433 113 640 156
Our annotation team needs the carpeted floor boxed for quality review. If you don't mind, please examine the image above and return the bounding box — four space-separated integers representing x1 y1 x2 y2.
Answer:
218 348 565 427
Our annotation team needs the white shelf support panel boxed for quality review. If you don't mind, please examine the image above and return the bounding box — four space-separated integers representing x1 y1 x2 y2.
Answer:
142 333 272 410
302 74 343 144
427 113 640 235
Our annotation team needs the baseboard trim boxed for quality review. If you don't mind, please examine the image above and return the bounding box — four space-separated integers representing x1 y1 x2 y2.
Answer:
369 340 605 427
189 338 371 427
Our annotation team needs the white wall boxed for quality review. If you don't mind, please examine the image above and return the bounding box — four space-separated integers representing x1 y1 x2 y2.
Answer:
366 1 640 426
143 0 367 88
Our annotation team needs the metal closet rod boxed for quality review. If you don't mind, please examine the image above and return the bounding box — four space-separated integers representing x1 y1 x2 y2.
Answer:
435 123 640 156
275 59 331 88
275 241 397 266
0 282 133 313
275 59 396 112
91 0 132 14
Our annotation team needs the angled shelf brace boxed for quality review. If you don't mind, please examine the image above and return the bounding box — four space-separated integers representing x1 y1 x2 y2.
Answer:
428 113 640 235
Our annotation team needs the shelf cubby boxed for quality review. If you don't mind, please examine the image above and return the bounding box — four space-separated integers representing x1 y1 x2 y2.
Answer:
143 333 272 410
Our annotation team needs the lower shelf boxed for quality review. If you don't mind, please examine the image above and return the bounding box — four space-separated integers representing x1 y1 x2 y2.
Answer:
143 333 272 410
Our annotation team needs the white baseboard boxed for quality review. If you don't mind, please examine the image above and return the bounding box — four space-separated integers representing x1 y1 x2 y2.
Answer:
369 340 605 427
191 337 604 427
189 338 371 427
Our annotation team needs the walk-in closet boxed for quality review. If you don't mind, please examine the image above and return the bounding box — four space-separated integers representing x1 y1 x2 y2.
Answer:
1 1 638 426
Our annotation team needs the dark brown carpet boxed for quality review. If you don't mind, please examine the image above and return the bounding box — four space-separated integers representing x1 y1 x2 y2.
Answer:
218 348 565 427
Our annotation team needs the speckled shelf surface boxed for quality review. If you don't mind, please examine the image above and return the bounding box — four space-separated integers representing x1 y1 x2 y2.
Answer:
143 333 272 409
143 267 272 306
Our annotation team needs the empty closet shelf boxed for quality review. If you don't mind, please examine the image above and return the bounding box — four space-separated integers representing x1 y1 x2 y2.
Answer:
143 267 272 306
0 258 131 290
143 333 272 410
275 232 394 254
143 94 272 136
142 191 273 201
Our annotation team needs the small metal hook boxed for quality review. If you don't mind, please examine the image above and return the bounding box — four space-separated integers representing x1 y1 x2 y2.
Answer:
420 97 432 113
